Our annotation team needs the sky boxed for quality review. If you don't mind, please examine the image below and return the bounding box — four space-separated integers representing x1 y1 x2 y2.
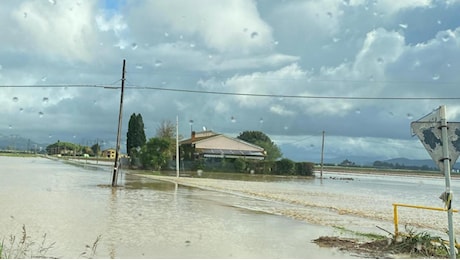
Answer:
1 0 460 164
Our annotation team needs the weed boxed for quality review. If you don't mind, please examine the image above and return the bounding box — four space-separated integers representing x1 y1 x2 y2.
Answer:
0 225 55 259
80 235 102 259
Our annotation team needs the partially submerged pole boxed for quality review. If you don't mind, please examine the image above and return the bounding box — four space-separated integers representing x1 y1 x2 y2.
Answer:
320 130 325 178
111 59 126 187
176 115 179 178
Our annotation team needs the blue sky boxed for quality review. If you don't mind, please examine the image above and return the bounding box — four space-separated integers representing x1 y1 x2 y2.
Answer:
1 0 460 163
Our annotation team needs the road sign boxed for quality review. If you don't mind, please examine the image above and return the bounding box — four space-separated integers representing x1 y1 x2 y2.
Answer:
411 117 460 172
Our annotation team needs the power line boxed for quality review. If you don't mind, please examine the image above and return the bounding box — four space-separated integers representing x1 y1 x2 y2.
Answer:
2 83 460 100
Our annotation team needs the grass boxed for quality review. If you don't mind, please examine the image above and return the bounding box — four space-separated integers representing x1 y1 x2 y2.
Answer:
1 226 102 259
0 225 55 259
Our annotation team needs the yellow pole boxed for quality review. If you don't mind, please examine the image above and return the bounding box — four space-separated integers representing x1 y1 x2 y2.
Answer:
393 204 399 237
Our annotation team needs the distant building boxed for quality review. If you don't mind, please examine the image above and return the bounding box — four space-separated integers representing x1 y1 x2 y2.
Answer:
180 131 266 161
101 148 116 159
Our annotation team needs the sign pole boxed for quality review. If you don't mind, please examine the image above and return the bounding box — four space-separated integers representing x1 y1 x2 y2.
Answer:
440 105 456 258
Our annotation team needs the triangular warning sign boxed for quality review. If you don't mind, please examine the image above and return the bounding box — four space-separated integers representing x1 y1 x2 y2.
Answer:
411 121 460 172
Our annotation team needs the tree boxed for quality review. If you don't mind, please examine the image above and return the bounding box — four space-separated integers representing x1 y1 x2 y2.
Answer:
91 143 100 156
237 130 282 161
139 137 172 170
275 158 295 175
126 113 146 157
156 120 176 139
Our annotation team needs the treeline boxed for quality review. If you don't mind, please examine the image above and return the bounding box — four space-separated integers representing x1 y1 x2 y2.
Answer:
372 160 437 171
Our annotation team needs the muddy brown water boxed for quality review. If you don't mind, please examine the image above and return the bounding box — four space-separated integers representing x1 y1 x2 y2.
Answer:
0 156 357 258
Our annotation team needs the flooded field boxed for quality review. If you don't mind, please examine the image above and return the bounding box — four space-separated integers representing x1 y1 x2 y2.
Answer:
0 156 356 258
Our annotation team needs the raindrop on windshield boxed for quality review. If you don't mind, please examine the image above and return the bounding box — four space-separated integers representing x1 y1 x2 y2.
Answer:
48 0 56 5
8 125 12 129
231 116 236 123
273 40 279 45
38 111 44 118
376 57 384 64
19 108 24 112
259 118 264 124
164 32 169 37
23 12 27 18
131 43 138 50
42 97 49 103
208 55 213 59
441 33 450 42
398 24 408 29
250 32 258 38
12 97 19 102
355 108 361 114
135 64 143 69
407 113 414 120
284 126 289 130
432 74 440 80
41 76 47 82
154 60 162 67
190 43 196 48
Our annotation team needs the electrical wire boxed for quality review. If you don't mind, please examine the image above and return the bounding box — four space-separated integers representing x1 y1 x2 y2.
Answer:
2 83 460 100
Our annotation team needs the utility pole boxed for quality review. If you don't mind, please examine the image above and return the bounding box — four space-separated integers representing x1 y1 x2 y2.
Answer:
111 59 126 187
176 115 180 178
320 130 325 178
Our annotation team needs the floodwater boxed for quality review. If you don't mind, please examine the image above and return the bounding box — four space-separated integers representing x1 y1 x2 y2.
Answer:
0 156 356 259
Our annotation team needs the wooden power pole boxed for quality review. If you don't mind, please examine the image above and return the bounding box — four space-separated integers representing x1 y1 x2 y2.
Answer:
111 59 126 187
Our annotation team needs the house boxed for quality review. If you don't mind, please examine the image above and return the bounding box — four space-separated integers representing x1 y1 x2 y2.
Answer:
101 148 116 159
180 131 266 161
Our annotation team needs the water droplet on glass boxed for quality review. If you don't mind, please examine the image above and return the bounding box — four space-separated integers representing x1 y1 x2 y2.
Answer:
190 43 195 48
154 60 162 67
231 116 236 123
19 108 24 112
407 113 413 120
388 111 394 117
376 57 384 64
179 35 184 40
24 12 27 18
442 34 450 42
42 97 49 103
326 11 333 18
332 37 340 43
8 125 12 129
48 0 56 5
38 111 44 118
164 32 169 37
12 97 19 102
131 43 138 50
437 20 442 25
432 74 440 80
284 126 289 130
48 135 52 138
355 108 361 114
273 40 279 45
398 24 408 29
446 63 451 68
135 64 143 69
259 118 264 124
208 55 213 59
368 75 374 81
250 32 258 38
41 76 47 82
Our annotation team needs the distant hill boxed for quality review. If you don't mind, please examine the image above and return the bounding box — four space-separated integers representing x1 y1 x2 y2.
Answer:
0 134 46 152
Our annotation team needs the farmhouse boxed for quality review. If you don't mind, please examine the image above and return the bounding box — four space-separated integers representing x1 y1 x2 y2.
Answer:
180 131 266 161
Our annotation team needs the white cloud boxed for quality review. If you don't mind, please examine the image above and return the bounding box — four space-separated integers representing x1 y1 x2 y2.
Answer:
10 1 98 62
127 0 275 55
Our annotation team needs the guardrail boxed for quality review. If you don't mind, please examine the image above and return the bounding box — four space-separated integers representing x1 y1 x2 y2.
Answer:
393 203 458 237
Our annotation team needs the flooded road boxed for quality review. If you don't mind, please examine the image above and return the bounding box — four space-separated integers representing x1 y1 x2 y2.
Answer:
0 156 354 258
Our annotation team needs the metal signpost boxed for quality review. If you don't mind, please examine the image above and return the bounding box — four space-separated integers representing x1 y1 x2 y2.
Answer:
411 105 460 258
